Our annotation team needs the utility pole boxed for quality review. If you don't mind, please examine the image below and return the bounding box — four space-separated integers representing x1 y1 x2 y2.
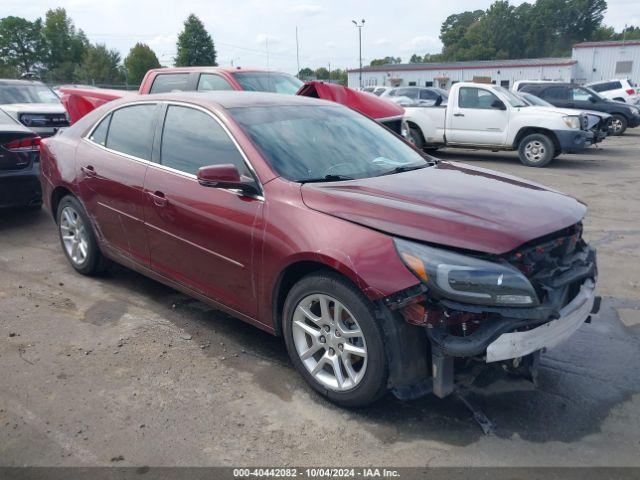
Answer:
352 19 365 89
296 26 301 78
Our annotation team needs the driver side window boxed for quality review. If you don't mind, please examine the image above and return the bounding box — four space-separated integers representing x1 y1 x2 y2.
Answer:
160 105 250 177
571 88 592 102
458 87 499 109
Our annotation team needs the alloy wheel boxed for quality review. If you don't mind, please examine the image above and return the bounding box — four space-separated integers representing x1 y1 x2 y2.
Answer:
524 140 546 163
612 118 623 134
59 206 89 266
292 294 368 391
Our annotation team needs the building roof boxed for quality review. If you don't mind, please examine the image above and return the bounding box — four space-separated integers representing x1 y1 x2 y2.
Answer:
573 40 640 48
348 57 576 73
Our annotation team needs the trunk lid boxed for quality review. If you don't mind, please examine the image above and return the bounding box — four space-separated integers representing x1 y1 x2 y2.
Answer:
297 82 404 121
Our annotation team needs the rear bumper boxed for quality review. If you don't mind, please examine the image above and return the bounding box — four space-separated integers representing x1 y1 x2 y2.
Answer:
554 129 593 152
0 162 42 208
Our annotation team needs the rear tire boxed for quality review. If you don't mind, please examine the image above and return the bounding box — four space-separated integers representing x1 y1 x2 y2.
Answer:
611 114 628 136
56 195 107 275
518 133 555 167
282 272 388 407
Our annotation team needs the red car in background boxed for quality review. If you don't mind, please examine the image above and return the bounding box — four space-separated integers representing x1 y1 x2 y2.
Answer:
59 67 405 134
40 91 599 406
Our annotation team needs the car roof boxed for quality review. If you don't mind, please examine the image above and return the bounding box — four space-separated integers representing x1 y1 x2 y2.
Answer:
0 79 46 86
146 67 293 75
115 90 336 110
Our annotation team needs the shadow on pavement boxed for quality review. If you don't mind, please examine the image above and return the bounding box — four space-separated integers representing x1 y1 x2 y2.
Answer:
99 264 640 447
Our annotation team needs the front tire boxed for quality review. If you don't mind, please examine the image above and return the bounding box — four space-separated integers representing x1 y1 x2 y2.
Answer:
282 272 388 407
56 195 107 275
518 133 555 167
611 114 628 136
408 126 425 150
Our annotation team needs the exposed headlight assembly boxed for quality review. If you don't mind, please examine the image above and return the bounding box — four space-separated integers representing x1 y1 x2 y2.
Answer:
394 238 539 307
562 115 581 129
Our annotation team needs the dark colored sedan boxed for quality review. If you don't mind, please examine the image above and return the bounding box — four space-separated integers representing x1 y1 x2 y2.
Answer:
0 109 42 209
40 92 598 406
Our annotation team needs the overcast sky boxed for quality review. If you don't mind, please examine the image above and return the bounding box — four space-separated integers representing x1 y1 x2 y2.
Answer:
4 0 640 73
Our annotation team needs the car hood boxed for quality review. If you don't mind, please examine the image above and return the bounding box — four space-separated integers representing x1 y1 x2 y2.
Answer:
0 103 66 114
300 162 586 255
525 105 611 119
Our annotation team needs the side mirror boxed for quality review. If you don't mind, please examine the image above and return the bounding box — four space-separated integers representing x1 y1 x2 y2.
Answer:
589 96 598 103
197 164 259 196
491 99 507 110
434 95 443 107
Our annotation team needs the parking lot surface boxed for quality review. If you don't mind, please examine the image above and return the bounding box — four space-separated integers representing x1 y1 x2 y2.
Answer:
1 133 639 467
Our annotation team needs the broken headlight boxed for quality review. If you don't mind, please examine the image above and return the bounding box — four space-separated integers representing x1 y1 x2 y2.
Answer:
394 238 539 307
562 115 581 129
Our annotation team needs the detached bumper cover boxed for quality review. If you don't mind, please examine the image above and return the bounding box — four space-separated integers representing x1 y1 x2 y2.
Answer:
554 129 593 152
486 279 596 362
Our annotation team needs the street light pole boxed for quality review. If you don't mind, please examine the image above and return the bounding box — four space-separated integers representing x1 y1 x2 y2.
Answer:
352 19 365 89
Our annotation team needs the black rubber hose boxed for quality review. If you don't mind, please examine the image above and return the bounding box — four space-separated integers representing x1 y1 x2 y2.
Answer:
426 317 533 358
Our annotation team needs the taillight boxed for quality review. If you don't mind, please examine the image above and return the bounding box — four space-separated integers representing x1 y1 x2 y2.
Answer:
2 136 41 151
626 89 635 95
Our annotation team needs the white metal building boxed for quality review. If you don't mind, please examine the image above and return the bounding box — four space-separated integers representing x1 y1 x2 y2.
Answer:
347 40 640 89
347 58 576 90
572 40 640 83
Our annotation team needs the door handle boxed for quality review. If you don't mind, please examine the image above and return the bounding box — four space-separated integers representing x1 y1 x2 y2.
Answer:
81 165 97 177
148 190 168 207
453 113 465 117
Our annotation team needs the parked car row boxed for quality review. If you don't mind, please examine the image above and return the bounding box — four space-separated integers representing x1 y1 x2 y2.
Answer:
380 83 612 167
513 80 640 135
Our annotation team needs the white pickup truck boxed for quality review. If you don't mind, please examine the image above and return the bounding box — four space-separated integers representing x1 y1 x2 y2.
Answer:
403 82 595 167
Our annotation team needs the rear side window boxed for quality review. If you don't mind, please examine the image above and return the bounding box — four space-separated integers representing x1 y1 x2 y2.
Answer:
106 104 157 160
160 105 249 176
89 114 111 146
149 74 190 93
197 74 234 91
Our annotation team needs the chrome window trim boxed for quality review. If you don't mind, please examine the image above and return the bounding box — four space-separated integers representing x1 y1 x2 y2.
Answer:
82 99 265 201
160 100 264 198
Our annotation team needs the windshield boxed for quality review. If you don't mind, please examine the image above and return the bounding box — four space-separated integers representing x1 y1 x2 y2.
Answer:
491 85 527 107
520 92 553 107
231 72 304 95
230 105 429 182
0 84 60 104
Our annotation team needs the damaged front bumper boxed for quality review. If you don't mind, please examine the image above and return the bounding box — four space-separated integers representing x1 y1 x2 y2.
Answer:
387 229 600 399
485 278 596 362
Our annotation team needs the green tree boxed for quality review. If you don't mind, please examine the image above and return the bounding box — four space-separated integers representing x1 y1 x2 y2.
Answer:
124 43 161 84
297 67 314 79
439 0 608 60
369 56 401 66
409 54 424 63
42 8 89 81
175 14 217 66
0 16 46 75
76 43 123 85
315 67 330 80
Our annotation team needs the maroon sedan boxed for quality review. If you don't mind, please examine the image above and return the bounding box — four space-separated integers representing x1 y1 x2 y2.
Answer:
40 92 598 406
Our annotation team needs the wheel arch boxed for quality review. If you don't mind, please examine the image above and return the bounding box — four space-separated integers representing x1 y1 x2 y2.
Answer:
513 127 560 152
50 186 75 222
271 258 364 337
